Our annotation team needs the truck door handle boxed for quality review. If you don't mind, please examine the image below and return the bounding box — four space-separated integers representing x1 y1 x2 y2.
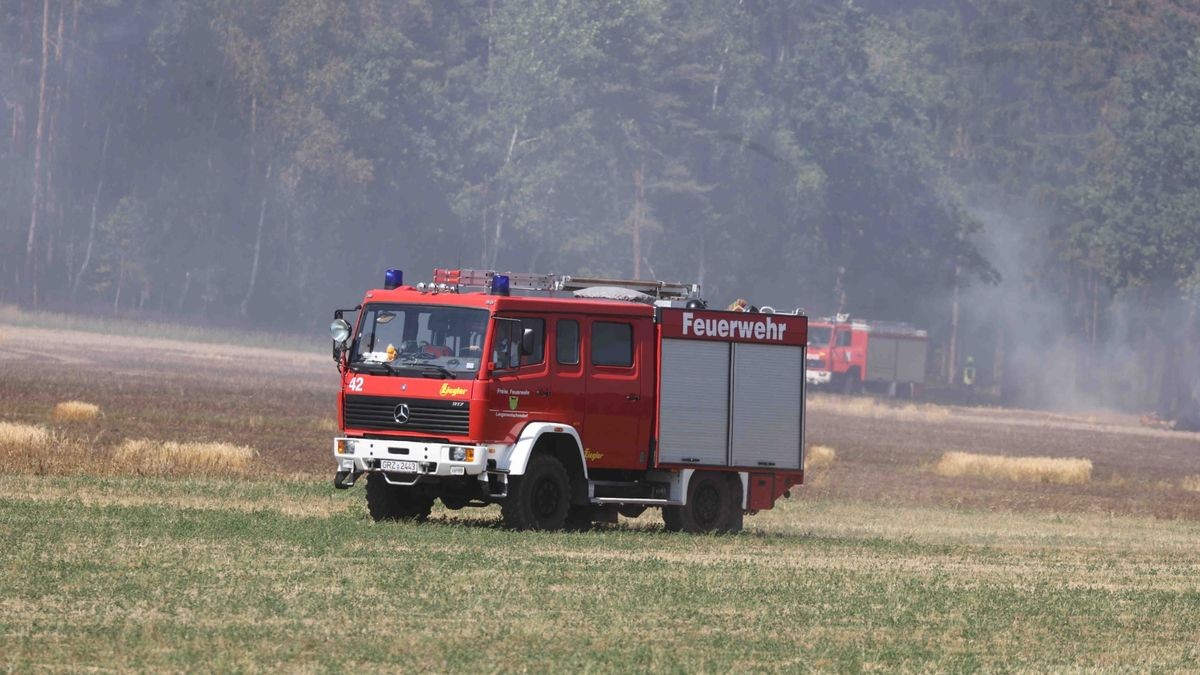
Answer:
535 388 551 397
626 394 640 401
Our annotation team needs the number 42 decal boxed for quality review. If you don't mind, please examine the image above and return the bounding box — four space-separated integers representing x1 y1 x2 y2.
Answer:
347 376 364 391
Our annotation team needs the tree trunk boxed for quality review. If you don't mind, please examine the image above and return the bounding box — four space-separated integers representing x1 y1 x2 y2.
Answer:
479 182 489 267
40 0 65 283
631 164 645 279
23 0 51 306
993 322 1006 402
71 122 109 303
113 256 124 313
947 265 960 385
487 125 519 270
240 163 271 316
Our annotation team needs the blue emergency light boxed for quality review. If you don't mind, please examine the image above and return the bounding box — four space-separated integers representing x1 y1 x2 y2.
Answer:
384 268 403 290
491 274 510 296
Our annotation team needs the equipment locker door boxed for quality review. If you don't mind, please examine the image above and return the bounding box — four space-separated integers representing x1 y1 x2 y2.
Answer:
582 317 653 469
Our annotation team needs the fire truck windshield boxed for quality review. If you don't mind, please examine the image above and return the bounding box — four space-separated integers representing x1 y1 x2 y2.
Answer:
350 304 487 378
808 326 832 346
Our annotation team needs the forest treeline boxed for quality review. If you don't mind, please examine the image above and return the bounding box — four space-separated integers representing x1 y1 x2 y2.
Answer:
2 0 1200 411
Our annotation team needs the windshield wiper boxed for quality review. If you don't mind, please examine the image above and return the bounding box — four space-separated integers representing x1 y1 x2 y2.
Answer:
397 360 456 379
349 360 397 375
350 359 455 379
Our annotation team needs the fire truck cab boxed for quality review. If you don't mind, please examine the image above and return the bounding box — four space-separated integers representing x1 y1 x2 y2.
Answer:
329 268 807 533
805 314 928 397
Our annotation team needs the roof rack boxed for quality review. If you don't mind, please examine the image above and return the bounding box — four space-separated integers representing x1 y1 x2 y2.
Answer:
430 268 700 300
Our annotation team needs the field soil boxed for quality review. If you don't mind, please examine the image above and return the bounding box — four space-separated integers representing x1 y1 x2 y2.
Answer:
2 323 1199 671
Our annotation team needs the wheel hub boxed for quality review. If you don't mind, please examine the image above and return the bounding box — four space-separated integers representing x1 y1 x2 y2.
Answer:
533 477 561 518
694 483 721 528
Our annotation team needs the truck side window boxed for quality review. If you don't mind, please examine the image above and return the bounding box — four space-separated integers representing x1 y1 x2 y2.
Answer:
557 319 580 365
836 331 852 347
592 322 633 367
519 318 545 366
492 318 522 370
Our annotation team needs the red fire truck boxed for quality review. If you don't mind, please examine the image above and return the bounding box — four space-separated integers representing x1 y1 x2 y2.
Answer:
329 267 807 532
804 314 928 397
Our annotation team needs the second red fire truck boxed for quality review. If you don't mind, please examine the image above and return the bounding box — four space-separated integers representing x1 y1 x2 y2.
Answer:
803 314 928 397
329 268 808 532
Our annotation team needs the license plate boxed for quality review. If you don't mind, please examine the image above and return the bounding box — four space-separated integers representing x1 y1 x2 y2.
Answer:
380 460 419 473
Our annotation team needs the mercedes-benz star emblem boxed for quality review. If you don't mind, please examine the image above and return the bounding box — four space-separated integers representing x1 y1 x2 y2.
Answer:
393 404 410 425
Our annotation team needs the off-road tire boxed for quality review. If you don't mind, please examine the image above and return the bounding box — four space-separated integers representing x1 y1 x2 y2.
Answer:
501 454 571 531
664 471 743 533
365 473 434 522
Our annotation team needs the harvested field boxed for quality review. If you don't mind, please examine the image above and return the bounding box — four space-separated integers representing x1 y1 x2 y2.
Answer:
805 443 836 470
50 400 100 422
933 451 1092 485
3 321 1200 670
112 438 257 477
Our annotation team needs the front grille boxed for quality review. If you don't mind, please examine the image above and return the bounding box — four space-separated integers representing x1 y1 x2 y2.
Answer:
343 395 470 436
807 358 826 370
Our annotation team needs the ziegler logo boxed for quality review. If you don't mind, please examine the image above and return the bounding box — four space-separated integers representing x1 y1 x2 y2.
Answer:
439 383 468 397
682 312 788 341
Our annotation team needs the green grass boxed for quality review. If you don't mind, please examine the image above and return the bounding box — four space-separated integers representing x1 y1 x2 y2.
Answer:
2 476 1198 672
0 303 322 352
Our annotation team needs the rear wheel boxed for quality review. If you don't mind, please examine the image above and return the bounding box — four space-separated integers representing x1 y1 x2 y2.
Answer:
501 454 571 531
663 472 743 533
365 473 434 522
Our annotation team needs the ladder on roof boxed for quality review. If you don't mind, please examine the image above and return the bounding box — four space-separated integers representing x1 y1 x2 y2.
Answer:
431 268 700 300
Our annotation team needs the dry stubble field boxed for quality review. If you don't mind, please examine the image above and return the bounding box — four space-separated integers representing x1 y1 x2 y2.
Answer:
1 322 1199 671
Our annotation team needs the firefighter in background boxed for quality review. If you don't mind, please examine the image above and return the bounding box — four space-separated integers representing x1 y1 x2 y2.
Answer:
962 355 977 403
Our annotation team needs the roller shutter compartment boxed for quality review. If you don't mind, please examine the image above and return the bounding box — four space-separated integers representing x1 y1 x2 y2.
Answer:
730 343 803 470
657 338 730 466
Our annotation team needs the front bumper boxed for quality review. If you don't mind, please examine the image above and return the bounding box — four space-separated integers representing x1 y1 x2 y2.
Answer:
806 369 831 386
332 437 488 479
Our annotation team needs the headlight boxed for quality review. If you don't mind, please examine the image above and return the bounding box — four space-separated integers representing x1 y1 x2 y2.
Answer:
330 319 351 344
448 447 474 462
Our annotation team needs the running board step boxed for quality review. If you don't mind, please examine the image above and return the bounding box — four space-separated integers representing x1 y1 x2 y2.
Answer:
590 497 681 506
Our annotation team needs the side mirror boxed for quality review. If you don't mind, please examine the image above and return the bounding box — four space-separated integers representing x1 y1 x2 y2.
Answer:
521 328 535 356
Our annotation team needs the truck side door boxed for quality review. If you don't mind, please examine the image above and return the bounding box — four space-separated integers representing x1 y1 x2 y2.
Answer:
485 315 557 443
582 316 653 470
833 327 854 372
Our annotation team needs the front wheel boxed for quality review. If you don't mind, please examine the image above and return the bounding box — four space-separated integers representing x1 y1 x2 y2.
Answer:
365 473 434 522
662 472 743 533
501 454 572 530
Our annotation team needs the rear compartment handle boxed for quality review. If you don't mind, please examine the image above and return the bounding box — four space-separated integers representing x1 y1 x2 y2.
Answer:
756 461 776 467
626 394 640 401
680 457 700 463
